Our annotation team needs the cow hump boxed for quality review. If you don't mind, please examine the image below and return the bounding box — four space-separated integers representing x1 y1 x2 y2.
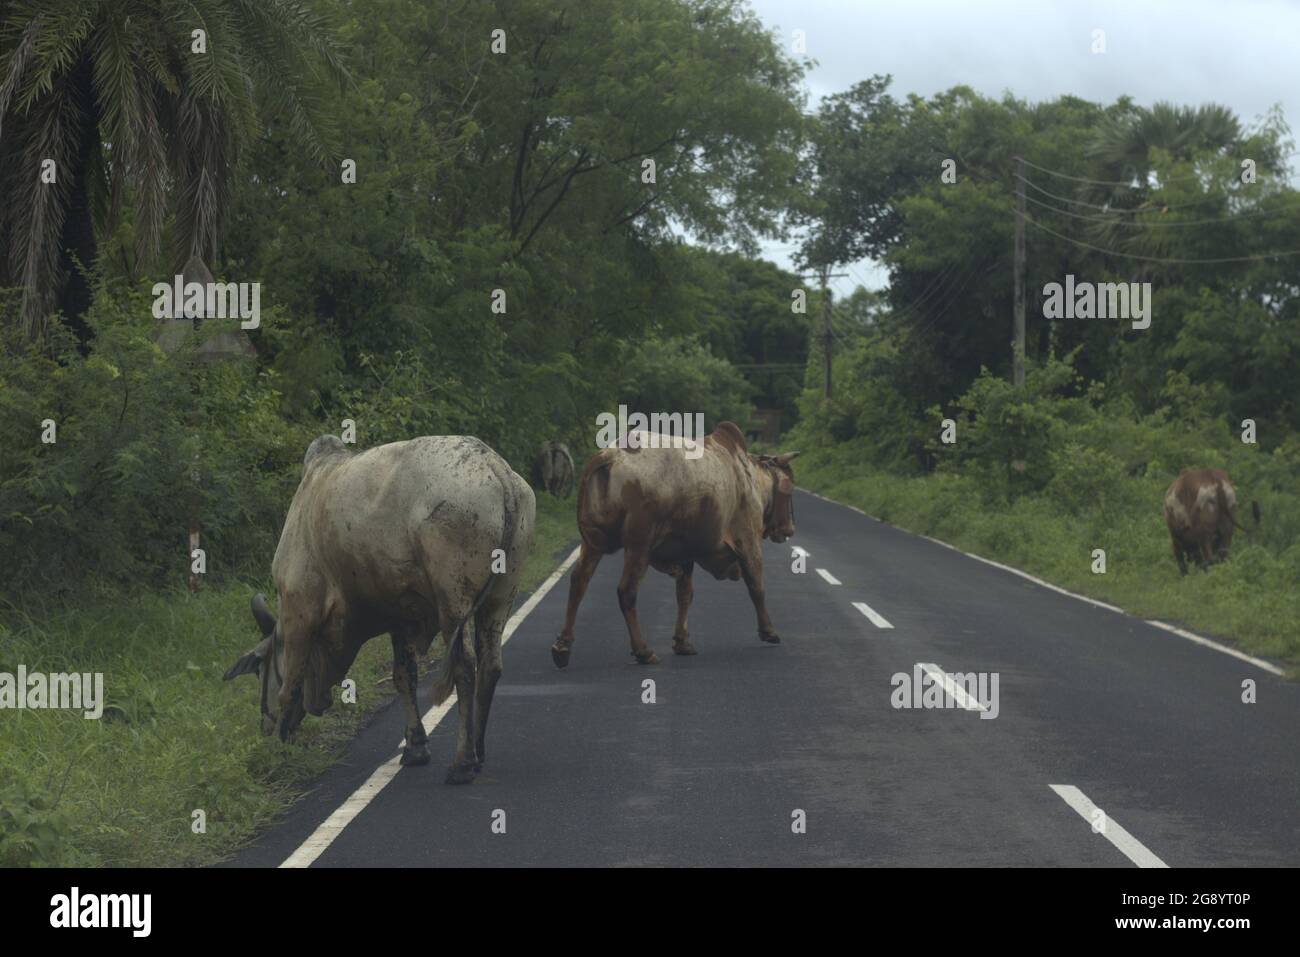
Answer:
707 421 748 455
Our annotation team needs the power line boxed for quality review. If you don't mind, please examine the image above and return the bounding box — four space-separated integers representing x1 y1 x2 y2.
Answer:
1022 212 1300 263
1020 157 1209 189
1020 190 1300 227
1017 173 1244 214
881 260 963 325
845 263 879 291
1020 151 1300 189
900 261 997 349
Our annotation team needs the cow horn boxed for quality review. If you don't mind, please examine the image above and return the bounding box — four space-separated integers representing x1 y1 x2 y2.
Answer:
775 451 801 465
223 636 272 681
251 593 277 637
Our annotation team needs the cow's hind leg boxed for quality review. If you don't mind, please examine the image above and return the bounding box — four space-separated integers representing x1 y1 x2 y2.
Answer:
471 588 514 773
443 615 480 785
552 543 602 668
618 548 658 664
391 627 430 767
671 562 697 656
1173 540 1188 576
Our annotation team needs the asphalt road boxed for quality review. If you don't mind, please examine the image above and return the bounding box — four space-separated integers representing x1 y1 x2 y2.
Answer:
228 488 1300 867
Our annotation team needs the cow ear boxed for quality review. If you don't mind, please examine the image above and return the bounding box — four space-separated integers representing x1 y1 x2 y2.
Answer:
250 593 277 637
223 636 272 681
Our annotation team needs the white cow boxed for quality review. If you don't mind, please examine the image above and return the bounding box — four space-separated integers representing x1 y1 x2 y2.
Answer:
225 434 535 784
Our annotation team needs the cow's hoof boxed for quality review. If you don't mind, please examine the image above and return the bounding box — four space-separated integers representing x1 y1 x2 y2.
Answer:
551 642 571 669
672 638 697 656
400 744 430 767
633 648 660 665
759 631 781 644
445 765 478 785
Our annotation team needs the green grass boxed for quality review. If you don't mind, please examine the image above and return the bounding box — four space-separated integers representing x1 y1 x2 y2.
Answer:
0 491 578 867
795 446 1300 673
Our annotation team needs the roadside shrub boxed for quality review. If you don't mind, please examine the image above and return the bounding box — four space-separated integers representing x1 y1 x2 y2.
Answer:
0 773 78 867
0 284 309 599
619 335 755 432
1046 442 1129 518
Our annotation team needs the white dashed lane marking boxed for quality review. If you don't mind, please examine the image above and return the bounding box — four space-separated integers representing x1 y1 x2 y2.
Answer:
852 601 894 630
1049 784 1169 868
917 663 986 712
816 568 841 585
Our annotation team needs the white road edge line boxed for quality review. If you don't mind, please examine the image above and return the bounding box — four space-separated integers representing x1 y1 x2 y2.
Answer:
1049 784 1169 868
917 663 985 712
815 567 841 585
280 544 583 869
852 601 894 629
799 489 1285 677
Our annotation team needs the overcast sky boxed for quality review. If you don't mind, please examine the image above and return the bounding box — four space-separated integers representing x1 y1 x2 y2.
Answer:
745 0 1300 294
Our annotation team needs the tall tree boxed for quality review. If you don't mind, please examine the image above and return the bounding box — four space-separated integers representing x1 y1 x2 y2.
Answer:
0 0 349 337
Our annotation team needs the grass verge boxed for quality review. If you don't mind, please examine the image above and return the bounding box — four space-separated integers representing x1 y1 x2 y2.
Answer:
0 491 577 866
795 446 1300 673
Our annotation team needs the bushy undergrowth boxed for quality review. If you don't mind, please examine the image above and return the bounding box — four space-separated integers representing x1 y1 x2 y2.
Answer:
788 353 1300 667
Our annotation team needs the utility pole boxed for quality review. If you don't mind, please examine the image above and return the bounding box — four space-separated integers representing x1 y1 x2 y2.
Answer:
821 266 834 399
799 267 849 400
1013 155 1026 387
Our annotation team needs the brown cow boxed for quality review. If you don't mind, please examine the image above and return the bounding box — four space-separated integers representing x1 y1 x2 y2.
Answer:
1163 467 1259 575
551 422 798 667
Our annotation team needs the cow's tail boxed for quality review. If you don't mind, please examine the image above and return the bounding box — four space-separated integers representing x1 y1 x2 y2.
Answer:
429 616 471 707
575 449 616 552
429 461 521 707
1217 484 1255 534
557 445 575 497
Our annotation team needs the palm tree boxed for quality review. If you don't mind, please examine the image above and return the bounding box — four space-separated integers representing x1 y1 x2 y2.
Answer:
1079 102 1284 257
0 0 349 338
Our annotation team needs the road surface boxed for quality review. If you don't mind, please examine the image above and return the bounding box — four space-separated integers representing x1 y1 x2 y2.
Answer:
228 489 1299 867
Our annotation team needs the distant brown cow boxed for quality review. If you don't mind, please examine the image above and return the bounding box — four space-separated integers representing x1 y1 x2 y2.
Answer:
551 422 798 667
533 441 575 497
1163 468 1259 574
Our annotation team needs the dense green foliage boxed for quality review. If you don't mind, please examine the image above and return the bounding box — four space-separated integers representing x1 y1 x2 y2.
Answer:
797 79 1299 437
1 0 812 598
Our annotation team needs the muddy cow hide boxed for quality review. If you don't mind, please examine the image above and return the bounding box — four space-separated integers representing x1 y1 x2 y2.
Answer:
552 421 798 667
1163 467 1258 575
223 434 535 784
